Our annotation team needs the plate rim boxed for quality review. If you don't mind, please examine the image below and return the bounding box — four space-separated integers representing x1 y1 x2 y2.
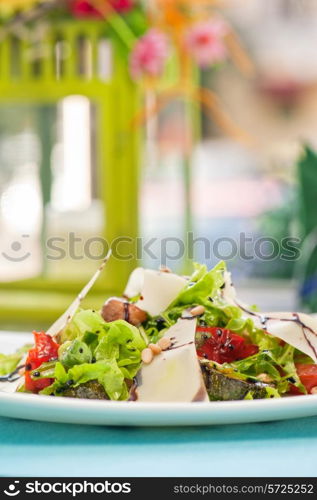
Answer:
1 332 317 426
1 388 317 410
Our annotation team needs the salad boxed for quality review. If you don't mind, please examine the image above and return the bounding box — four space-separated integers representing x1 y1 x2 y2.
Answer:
1 260 317 402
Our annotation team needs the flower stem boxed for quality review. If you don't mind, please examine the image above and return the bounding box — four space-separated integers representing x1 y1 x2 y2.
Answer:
89 0 137 49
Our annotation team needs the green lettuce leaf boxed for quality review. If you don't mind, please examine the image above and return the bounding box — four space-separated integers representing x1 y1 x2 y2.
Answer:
230 341 306 395
95 320 146 378
60 309 106 343
42 360 127 401
265 386 281 398
0 344 32 376
143 261 228 342
169 260 226 308
45 311 147 400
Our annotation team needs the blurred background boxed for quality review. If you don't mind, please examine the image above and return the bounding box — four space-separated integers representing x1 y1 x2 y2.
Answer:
1 0 317 330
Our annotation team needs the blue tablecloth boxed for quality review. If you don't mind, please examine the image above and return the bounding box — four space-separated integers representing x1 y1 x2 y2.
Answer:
0 416 317 477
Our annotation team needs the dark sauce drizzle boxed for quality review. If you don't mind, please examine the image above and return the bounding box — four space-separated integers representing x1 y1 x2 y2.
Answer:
235 301 317 359
0 364 25 383
167 341 194 351
129 378 138 401
123 301 130 323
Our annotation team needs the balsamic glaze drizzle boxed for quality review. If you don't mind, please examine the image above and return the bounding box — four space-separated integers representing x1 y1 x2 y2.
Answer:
128 378 138 401
0 364 25 383
167 341 194 351
123 301 130 323
235 301 317 359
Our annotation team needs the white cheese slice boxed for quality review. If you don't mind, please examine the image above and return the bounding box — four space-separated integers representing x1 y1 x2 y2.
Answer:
222 272 317 363
133 318 209 402
254 312 317 363
124 268 187 317
0 378 23 393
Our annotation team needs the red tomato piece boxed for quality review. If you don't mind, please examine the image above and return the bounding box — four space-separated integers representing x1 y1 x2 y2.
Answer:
287 384 303 396
196 326 258 364
296 364 317 394
25 331 59 393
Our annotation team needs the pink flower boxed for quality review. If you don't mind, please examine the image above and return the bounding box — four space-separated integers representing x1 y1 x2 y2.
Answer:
71 0 134 18
71 0 102 18
111 0 134 13
186 19 228 67
129 29 169 80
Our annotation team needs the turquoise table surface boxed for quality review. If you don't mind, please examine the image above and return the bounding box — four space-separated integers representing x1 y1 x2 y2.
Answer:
0 416 317 477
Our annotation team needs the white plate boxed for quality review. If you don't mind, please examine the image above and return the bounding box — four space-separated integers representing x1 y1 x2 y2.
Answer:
1 331 317 427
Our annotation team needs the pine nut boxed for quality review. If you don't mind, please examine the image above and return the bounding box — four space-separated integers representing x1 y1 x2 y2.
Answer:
141 348 154 364
158 337 171 351
311 386 317 395
149 343 162 355
190 305 205 317
159 265 172 273
257 373 273 383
